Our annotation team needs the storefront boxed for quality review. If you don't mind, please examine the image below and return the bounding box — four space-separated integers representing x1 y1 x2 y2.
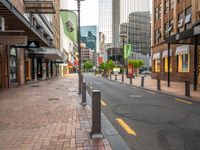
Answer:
153 52 161 73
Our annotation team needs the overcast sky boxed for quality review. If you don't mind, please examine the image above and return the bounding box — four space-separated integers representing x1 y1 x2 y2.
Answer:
61 0 152 26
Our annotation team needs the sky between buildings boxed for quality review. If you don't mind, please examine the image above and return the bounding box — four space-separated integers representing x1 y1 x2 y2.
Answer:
60 0 152 26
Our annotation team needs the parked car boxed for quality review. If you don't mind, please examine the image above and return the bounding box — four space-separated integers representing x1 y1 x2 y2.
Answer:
141 70 151 75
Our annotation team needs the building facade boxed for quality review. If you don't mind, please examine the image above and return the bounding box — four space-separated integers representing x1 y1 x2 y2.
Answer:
99 0 112 44
81 26 97 52
152 0 200 86
0 0 62 90
128 11 151 55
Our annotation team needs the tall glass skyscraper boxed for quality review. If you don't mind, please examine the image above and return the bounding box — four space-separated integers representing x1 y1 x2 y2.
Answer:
99 0 112 44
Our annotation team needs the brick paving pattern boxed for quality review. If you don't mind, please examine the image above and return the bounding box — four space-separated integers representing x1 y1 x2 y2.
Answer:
107 74 200 101
0 75 112 150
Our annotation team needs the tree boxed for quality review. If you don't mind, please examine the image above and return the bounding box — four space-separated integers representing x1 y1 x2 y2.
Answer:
83 60 93 72
128 59 144 75
99 60 116 77
107 60 116 75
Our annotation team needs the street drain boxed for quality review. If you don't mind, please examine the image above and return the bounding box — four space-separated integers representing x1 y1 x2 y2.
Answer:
30 85 41 87
48 98 59 101
56 88 60 89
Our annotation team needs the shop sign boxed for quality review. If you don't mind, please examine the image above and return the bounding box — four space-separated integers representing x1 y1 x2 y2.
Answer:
28 53 44 58
0 36 27 45
194 25 200 35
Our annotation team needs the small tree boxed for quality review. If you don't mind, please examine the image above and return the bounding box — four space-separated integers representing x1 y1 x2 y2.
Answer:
128 59 144 75
106 60 116 75
83 60 93 72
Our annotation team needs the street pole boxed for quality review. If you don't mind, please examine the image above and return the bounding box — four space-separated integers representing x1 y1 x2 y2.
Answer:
76 0 84 94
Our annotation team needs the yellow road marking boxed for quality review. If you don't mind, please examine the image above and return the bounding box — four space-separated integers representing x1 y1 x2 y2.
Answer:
101 100 107 106
116 118 136 136
175 98 192 105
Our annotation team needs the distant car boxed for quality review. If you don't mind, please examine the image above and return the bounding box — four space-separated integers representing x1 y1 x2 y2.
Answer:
141 70 151 75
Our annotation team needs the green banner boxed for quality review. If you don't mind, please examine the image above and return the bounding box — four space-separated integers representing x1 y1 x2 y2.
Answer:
60 11 77 42
124 44 132 59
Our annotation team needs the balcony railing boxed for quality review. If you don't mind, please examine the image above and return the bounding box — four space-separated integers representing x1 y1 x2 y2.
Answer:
23 0 55 14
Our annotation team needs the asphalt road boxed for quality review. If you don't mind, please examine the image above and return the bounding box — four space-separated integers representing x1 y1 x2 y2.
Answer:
84 73 200 150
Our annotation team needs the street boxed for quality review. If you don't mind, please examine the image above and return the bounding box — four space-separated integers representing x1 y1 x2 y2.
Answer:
84 73 200 150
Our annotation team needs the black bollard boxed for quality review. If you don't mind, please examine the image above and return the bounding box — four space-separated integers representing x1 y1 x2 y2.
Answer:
157 77 161 91
81 82 87 106
91 90 102 138
130 75 133 84
122 73 124 83
141 76 144 87
115 74 117 81
185 80 190 97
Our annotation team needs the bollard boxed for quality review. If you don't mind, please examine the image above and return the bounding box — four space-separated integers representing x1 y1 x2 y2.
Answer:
122 73 124 83
110 73 112 79
130 75 133 84
91 90 102 138
81 82 87 106
185 80 190 97
157 77 161 91
141 76 144 87
115 74 117 81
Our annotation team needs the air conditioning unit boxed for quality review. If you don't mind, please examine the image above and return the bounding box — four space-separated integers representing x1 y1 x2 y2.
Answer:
0 17 5 32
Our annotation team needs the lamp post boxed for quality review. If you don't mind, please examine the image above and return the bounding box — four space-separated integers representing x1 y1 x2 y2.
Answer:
120 33 127 75
61 0 85 94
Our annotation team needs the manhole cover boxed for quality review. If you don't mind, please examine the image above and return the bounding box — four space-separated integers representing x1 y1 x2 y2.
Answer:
128 95 142 98
30 85 41 87
56 88 60 89
47 83 51 84
48 98 59 101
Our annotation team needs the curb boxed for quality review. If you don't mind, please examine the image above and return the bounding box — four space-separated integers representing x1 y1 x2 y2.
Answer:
84 80 131 150
96 75 200 104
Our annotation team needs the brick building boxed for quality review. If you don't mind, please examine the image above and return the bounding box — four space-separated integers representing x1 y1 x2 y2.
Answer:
152 0 200 90
0 0 62 90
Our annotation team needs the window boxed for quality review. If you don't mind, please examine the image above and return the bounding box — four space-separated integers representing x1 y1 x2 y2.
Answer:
185 6 192 29
178 54 189 72
155 28 161 44
164 19 174 38
164 0 169 14
155 59 160 72
155 4 161 21
178 12 184 32
164 57 172 72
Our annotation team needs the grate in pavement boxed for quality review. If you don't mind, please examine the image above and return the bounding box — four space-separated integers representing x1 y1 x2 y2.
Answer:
30 85 41 87
56 88 60 89
48 98 59 101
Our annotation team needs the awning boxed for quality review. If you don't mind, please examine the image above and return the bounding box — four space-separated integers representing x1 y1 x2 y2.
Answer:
175 45 190 55
33 47 63 60
162 49 172 58
153 52 160 60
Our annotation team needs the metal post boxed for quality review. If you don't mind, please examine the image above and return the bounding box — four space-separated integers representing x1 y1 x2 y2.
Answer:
110 73 112 79
185 80 190 97
91 90 102 138
77 0 82 94
194 36 198 91
130 75 132 84
157 76 161 91
115 74 117 81
141 76 144 87
167 43 170 87
34 58 37 81
122 70 124 83
81 82 87 105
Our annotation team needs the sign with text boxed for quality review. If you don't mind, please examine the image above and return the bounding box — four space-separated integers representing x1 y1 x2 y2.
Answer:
28 53 44 58
0 36 27 45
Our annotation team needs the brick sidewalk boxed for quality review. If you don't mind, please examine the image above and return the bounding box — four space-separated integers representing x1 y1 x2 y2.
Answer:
0 75 112 150
107 74 200 101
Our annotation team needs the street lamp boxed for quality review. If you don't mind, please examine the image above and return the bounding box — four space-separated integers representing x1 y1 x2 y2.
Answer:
120 33 128 75
75 0 85 94
61 0 85 94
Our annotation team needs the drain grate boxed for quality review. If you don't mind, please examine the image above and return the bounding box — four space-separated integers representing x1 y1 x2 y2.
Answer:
48 98 59 101
56 88 60 90
30 85 41 88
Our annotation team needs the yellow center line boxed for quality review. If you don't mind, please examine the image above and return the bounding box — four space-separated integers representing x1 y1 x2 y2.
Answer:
116 118 137 136
175 98 192 105
101 100 107 106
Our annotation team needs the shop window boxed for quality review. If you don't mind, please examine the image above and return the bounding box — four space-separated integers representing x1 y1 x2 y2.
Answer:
154 59 160 72
164 57 172 72
178 54 189 72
